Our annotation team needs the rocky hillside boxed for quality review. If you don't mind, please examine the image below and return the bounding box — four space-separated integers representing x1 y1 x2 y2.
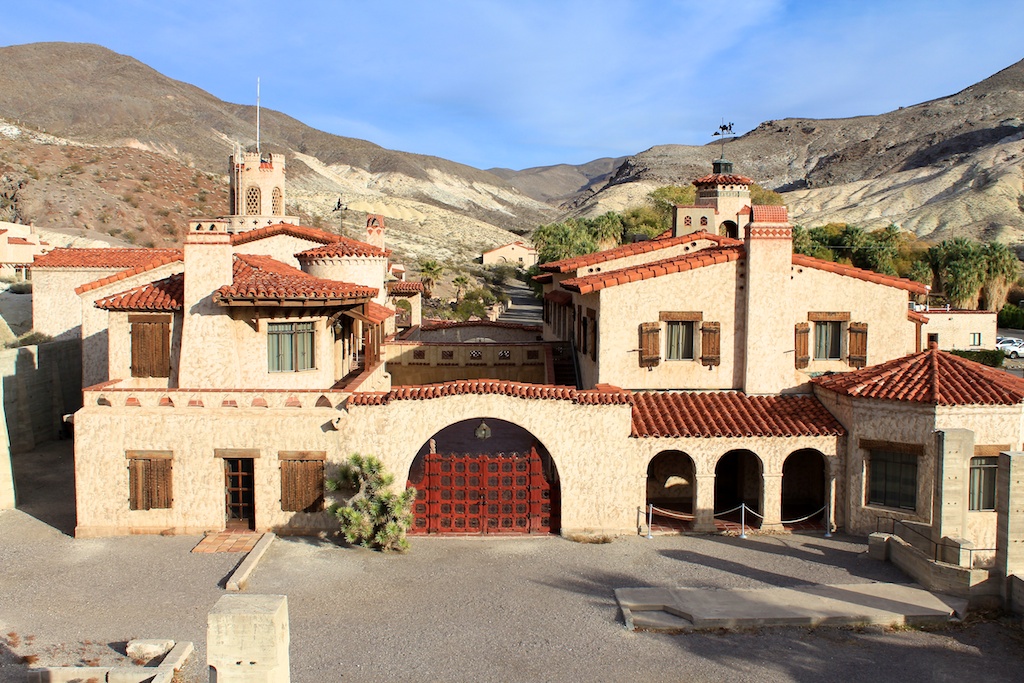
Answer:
0 42 558 263
561 59 1024 244
488 157 626 204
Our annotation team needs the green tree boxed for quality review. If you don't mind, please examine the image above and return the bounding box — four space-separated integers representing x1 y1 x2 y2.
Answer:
533 220 597 264
648 185 696 227
326 454 416 552
587 212 625 249
419 259 444 298
981 241 1021 311
928 238 987 309
749 183 784 206
620 206 665 240
452 274 470 303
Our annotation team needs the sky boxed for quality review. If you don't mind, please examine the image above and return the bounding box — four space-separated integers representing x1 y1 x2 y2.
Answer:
2 1 1023 171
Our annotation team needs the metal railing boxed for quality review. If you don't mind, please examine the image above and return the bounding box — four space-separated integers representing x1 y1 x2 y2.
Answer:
875 517 996 568
640 501 833 539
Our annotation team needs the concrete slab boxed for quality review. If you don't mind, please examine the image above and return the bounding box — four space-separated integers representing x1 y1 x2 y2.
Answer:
617 582 967 632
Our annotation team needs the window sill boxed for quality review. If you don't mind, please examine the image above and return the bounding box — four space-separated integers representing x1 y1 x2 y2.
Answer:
864 503 918 514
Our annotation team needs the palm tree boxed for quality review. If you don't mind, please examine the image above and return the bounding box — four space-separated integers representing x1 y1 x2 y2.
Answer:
452 274 470 303
981 241 1021 311
928 238 987 309
419 260 444 299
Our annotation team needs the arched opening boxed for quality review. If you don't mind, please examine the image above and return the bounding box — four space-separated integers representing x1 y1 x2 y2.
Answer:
407 419 560 535
271 187 283 215
782 449 827 525
714 450 762 526
721 220 739 240
246 186 261 215
646 451 694 514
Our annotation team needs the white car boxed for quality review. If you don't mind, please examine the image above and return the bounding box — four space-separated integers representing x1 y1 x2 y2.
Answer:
997 338 1024 358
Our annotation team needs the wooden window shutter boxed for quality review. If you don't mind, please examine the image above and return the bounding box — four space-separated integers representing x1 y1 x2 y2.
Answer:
795 323 810 369
281 460 325 513
131 320 171 378
638 323 660 368
588 309 597 362
128 458 146 510
849 322 868 368
700 322 721 367
128 458 172 510
150 458 173 509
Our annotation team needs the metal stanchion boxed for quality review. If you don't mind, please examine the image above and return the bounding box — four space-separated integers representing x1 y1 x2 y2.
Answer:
824 497 832 538
646 504 654 539
739 503 747 539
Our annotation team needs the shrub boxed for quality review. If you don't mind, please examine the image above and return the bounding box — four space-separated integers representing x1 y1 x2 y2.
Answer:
8 281 31 294
998 303 1024 330
950 349 1005 367
8 331 52 348
326 454 416 552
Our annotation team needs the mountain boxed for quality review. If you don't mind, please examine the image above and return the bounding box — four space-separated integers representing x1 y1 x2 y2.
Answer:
488 157 626 205
0 42 558 263
568 59 1024 244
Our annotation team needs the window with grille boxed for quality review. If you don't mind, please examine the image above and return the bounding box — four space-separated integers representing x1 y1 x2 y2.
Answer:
700 216 708 226
272 187 283 215
268 322 315 372
969 456 997 511
130 314 171 378
868 449 917 510
280 455 325 513
127 451 173 510
246 186 261 215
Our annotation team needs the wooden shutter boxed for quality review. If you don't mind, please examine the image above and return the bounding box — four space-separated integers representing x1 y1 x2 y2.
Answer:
795 323 810 369
130 317 171 378
129 458 146 510
700 322 721 367
281 460 325 513
588 308 597 362
639 323 660 368
150 458 173 509
849 322 868 368
128 457 172 510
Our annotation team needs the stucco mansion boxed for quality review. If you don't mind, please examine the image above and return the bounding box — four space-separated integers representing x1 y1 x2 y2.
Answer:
30 152 1024 594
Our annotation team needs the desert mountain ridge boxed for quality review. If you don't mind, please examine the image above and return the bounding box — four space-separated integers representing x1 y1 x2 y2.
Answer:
0 41 1023 260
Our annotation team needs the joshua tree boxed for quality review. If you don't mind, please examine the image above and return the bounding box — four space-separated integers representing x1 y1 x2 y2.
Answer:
326 454 416 552
419 259 444 298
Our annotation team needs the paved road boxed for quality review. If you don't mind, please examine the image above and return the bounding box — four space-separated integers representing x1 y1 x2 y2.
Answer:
498 278 542 325
4 440 1024 683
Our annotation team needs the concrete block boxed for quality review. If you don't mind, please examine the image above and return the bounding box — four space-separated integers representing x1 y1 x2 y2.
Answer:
28 666 111 682
868 532 890 561
208 594 290 683
126 638 174 662
108 668 163 683
160 641 193 671
226 533 275 592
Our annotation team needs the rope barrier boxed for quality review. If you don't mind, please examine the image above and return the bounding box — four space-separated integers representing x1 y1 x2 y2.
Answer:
641 501 833 538
649 505 695 521
779 505 827 525
712 504 744 518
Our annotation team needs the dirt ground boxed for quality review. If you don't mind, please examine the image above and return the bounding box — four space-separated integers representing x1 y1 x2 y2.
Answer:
3 440 1024 683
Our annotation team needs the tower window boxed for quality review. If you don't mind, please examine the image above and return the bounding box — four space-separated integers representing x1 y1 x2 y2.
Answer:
700 216 708 227
246 187 261 215
272 187 283 215
684 216 692 227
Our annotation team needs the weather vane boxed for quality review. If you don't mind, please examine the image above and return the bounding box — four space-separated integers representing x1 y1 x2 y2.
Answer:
711 120 735 159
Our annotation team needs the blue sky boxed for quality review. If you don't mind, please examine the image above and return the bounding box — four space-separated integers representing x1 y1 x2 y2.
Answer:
2 1 1023 170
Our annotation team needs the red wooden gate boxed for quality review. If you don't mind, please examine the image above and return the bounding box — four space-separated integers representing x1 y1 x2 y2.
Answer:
409 448 553 534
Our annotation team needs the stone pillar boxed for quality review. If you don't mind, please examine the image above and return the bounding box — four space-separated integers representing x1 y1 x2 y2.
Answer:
995 452 1024 593
208 594 290 683
761 473 783 531
693 473 717 532
935 429 973 542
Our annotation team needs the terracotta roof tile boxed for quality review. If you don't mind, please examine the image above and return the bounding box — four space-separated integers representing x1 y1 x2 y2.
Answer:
792 253 928 294
386 280 424 294
349 380 633 406
73 251 184 295
95 273 183 312
230 223 343 247
532 272 554 284
7 237 32 245
813 346 1024 406
693 173 753 185
630 391 845 438
540 231 740 273
544 290 572 305
295 236 391 259
483 241 535 255
34 247 182 270
364 301 395 324
559 245 744 295
751 205 789 223
214 253 377 303
907 310 930 324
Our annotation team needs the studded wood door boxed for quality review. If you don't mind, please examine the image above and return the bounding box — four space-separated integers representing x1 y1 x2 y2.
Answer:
409 448 553 534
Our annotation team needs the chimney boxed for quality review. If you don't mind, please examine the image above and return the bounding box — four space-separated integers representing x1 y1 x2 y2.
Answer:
365 214 385 250
742 205 794 394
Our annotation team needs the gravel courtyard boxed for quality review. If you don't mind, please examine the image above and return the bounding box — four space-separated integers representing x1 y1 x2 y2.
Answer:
2 440 1024 682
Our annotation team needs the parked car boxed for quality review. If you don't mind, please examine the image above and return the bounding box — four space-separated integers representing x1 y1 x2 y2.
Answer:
997 338 1024 358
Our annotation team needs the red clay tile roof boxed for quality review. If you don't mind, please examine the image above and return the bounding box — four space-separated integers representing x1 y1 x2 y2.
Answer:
34 247 182 270
539 231 739 273
792 254 929 294
214 253 377 304
420 319 542 332
349 380 633 406
533 272 554 284
907 310 930 324
751 205 789 223
483 241 535 255
559 245 744 295
544 290 572 305
386 280 424 294
73 251 185 295
693 173 753 185
230 223 346 247
7 237 33 246
94 273 184 312
813 346 1024 406
364 301 395 324
631 391 845 438
295 236 391 259
653 229 674 240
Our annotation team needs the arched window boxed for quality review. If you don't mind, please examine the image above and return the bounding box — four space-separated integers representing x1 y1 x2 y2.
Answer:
272 187 283 215
700 216 708 227
246 187 261 215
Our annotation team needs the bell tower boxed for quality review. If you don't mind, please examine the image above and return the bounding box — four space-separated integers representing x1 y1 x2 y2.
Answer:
226 148 298 233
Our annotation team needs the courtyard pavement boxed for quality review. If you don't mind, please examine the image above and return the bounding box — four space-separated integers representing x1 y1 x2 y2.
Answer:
3 440 1024 682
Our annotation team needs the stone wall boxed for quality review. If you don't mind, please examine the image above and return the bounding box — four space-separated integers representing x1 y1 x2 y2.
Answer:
385 342 548 385
884 533 1001 607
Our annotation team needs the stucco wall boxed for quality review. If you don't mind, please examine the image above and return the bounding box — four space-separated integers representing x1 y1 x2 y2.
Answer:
921 310 997 350
482 243 537 268
301 256 389 305
33 268 123 340
232 234 323 268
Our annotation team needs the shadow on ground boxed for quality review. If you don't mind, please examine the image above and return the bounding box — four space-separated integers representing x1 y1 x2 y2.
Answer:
9 439 76 535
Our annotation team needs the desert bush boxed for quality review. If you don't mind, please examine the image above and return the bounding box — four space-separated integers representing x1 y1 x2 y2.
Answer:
326 454 416 552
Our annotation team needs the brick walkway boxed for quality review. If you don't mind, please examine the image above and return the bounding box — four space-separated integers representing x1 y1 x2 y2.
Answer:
191 531 262 553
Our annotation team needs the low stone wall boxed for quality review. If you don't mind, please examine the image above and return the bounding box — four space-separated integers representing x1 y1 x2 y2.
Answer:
878 533 1001 608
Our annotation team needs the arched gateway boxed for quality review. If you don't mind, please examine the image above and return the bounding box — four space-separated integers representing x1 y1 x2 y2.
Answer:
407 418 560 535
